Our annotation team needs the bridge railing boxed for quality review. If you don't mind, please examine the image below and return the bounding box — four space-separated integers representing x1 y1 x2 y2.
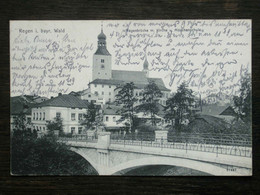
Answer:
110 133 252 158
59 134 98 143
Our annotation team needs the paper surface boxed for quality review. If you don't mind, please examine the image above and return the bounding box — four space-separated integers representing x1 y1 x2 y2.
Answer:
10 20 252 176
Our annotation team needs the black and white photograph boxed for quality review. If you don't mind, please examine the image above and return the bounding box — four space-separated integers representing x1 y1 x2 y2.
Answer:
10 20 252 176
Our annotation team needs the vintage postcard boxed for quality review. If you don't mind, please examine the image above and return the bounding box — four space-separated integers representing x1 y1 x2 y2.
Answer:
10 20 252 176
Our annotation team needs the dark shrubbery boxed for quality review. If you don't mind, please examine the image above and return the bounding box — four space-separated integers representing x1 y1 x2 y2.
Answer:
11 129 98 175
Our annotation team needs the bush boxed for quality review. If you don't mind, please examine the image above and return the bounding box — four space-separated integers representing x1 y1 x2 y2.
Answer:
11 129 98 175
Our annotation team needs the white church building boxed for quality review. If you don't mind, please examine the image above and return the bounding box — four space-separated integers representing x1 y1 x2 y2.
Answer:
80 28 171 106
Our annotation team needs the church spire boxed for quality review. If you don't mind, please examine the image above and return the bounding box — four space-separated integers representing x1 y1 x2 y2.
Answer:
95 22 110 56
143 55 149 77
143 55 149 70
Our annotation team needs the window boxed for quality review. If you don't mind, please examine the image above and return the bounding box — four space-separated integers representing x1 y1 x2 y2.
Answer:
109 92 111 95
106 116 109 122
71 113 76 121
78 113 83 121
43 112 45 120
56 112 61 118
101 64 105 69
113 117 116 122
102 91 104 95
33 113 35 120
40 126 42 131
95 91 98 95
109 98 111 102
136 92 138 96
39 113 42 120
88 94 91 98
36 113 38 120
101 59 104 63
109 85 111 88
78 127 82 134
43 127 45 131
71 127 75 134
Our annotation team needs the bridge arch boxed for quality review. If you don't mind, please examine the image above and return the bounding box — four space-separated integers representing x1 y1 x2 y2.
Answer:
70 147 100 175
108 156 232 176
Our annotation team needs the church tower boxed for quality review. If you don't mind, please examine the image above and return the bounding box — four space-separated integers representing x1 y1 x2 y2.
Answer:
92 25 112 80
143 56 149 77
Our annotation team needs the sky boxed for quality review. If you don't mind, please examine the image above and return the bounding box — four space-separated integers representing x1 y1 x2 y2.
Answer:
10 20 251 98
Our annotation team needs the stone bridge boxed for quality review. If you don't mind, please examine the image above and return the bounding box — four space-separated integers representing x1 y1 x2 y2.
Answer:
60 132 252 176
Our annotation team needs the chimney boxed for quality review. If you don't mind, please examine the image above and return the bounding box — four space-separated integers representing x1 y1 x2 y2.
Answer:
58 93 62 96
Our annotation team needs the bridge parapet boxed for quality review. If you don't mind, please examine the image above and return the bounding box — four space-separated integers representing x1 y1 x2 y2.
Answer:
97 132 111 149
155 130 168 142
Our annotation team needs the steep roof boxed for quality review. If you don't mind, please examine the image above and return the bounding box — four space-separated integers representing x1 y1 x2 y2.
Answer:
148 78 171 91
94 47 111 55
201 104 230 116
33 94 89 108
91 70 170 91
219 106 237 116
112 70 147 83
194 114 229 130
90 79 123 86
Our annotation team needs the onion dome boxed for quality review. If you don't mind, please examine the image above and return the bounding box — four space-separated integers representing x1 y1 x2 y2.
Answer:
98 30 106 40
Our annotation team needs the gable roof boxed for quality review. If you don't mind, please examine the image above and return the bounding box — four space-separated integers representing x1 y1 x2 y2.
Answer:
191 114 229 130
90 79 123 86
148 78 171 91
201 104 230 116
219 106 237 116
91 70 170 91
112 70 147 83
33 94 89 108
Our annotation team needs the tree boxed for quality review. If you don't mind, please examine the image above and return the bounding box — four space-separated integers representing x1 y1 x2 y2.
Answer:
136 81 162 126
11 129 98 175
82 102 97 129
115 82 138 133
82 103 104 132
13 112 29 131
233 73 251 124
164 82 195 129
46 116 63 135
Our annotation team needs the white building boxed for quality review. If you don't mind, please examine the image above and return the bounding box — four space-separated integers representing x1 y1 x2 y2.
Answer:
31 94 88 135
81 28 171 106
10 95 47 131
102 104 127 132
